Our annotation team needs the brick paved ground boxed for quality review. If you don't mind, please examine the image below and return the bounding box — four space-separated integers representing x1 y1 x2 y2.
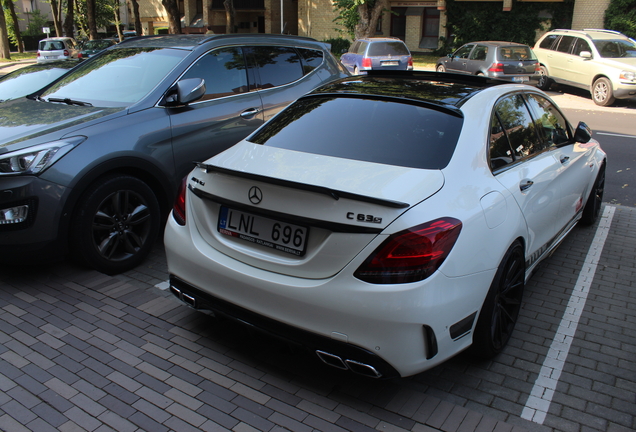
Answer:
0 205 634 432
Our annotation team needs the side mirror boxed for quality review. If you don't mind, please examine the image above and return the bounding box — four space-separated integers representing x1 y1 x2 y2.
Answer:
579 51 592 59
573 121 592 143
164 78 205 106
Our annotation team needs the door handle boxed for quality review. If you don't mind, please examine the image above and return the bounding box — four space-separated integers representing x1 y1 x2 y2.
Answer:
240 108 261 118
520 180 534 192
560 156 570 164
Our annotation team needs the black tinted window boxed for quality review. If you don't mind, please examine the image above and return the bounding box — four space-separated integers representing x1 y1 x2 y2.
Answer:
555 36 576 54
249 96 462 170
539 35 558 50
182 47 248 101
489 115 514 171
524 94 570 147
470 46 488 61
298 48 324 74
454 44 474 59
494 94 542 159
367 42 410 56
249 46 303 88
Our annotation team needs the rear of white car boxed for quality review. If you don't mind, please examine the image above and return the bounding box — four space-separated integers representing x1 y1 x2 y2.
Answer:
164 74 605 378
37 37 78 63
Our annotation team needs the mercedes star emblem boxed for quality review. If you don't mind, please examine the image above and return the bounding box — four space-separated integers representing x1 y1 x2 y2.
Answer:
248 186 263 204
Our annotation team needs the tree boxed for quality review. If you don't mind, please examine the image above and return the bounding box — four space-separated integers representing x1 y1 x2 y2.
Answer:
605 0 636 38
63 0 75 38
127 0 142 36
0 2 10 59
86 0 98 39
224 0 235 33
333 0 388 40
48 0 64 36
3 0 24 52
161 0 181 34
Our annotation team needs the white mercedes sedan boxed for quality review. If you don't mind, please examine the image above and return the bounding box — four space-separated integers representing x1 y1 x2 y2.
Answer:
164 71 606 378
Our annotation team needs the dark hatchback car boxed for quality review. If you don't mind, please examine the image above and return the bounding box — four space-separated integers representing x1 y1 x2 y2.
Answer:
0 34 348 274
340 37 413 75
78 38 117 59
436 41 540 84
0 60 77 103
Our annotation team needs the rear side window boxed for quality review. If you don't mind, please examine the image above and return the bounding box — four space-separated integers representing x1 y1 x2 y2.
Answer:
555 36 576 54
367 42 410 56
249 96 463 170
298 48 324 74
249 46 303 88
539 34 559 50
357 42 368 55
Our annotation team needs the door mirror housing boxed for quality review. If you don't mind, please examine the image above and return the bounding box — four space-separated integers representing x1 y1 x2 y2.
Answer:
163 78 206 106
573 121 592 143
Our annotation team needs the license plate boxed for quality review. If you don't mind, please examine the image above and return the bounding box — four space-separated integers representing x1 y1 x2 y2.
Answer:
218 207 308 256
512 76 529 83
382 61 399 66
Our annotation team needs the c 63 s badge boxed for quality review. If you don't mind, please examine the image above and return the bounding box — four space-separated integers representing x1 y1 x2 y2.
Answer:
347 212 382 224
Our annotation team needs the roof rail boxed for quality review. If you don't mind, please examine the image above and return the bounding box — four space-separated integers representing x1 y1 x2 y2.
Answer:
582 28 623 35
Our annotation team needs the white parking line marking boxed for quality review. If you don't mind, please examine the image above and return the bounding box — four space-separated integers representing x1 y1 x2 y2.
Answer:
521 205 615 424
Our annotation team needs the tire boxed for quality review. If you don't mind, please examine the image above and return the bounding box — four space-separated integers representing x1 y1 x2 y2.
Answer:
71 174 161 275
580 164 605 226
471 241 525 359
436 64 446 73
536 65 551 90
591 77 615 106
353 66 359 75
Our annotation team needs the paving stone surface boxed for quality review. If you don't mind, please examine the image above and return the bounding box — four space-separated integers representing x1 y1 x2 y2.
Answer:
0 205 634 432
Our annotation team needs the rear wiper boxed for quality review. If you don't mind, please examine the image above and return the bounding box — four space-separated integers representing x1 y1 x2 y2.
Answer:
46 97 93 107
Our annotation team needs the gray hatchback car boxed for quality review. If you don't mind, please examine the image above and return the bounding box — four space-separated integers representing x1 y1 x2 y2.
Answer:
436 41 540 84
0 34 348 274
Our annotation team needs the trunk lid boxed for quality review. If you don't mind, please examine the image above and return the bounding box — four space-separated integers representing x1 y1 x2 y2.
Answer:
186 141 445 279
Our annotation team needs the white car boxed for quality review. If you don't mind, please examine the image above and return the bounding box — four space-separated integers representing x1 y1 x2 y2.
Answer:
164 71 606 378
36 37 79 63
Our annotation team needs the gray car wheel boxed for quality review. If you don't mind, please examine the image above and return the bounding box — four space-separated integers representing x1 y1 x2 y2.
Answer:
71 174 161 274
436 64 446 73
591 77 615 106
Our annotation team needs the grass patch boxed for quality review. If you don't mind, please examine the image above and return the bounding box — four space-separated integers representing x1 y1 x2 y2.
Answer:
0 52 37 62
412 53 439 70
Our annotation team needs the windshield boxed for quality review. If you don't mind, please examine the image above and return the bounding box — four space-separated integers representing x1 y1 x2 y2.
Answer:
594 39 636 58
249 96 462 170
41 47 189 107
0 65 72 102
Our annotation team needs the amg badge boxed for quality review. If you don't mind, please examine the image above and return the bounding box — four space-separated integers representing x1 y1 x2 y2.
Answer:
347 212 382 224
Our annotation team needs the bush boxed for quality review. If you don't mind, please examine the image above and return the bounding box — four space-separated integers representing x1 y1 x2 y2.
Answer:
323 37 351 55
604 0 636 38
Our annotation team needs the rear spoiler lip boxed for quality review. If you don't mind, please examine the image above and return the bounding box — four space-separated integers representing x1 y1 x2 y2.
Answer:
196 163 411 209
190 185 383 234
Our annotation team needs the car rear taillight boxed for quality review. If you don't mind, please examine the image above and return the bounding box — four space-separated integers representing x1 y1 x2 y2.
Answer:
362 57 372 68
534 62 541 72
64 49 69 56
488 62 504 73
408 56 413 68
354 217 462 284
173 177 187 226
78 53 83 58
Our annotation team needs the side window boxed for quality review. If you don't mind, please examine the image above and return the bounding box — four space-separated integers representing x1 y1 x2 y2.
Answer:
470 46 488 61
572 38 591 56
539 34 559 50
297 48 324 75
357 42 368 55
524 93 570 147
494 94 543 160
489 113 515 171
181 47 249 101
249 46 304 88
555 36 576 54
349 41 360 53
454 44 474 59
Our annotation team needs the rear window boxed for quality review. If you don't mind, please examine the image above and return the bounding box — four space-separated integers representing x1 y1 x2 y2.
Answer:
249 96 462 170
496 46 536 61
367 42 410 56
39 41 65 51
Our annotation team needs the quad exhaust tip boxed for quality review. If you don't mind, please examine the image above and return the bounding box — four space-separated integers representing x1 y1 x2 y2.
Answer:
316 350 382 378
170 285 197 308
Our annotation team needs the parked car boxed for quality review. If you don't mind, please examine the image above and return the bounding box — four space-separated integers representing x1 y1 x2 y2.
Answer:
78 39 117 59
0 61 77 103
36 37 79 63
164 71 606 378
340 37 413 75
534 29 636 106
0 34 348 274
436 41 540 84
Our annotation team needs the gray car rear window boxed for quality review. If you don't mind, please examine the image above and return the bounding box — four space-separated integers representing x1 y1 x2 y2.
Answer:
367 42 410 56
249 96 462 169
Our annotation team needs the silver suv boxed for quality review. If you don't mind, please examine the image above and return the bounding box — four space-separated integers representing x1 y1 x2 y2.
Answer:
534 29 636 106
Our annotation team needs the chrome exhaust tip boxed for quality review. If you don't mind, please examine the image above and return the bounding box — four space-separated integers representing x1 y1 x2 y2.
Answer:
315 350 382 378
170 285 197 309
316 350 348 370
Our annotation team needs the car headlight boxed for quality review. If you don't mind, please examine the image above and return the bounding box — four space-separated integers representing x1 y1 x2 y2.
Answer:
620 70 636 81
0 136 85 176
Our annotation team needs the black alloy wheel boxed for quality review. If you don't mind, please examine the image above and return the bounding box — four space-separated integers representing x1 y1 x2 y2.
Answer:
71 174 161 275
580 164 605 226
471 241 525 358
436 64 446 73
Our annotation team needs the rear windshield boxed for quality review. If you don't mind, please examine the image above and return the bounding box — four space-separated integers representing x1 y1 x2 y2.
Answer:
496 46 536 61
39 41 65 51
249 96 462 170
367 42 410 56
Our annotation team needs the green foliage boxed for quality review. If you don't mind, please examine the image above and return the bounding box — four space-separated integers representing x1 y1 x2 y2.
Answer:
444 0 574 53
323 37 350 55
3 0 19 46
75 0 117 38
24 9 48 36
604 0 636 38
332 0 358 40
